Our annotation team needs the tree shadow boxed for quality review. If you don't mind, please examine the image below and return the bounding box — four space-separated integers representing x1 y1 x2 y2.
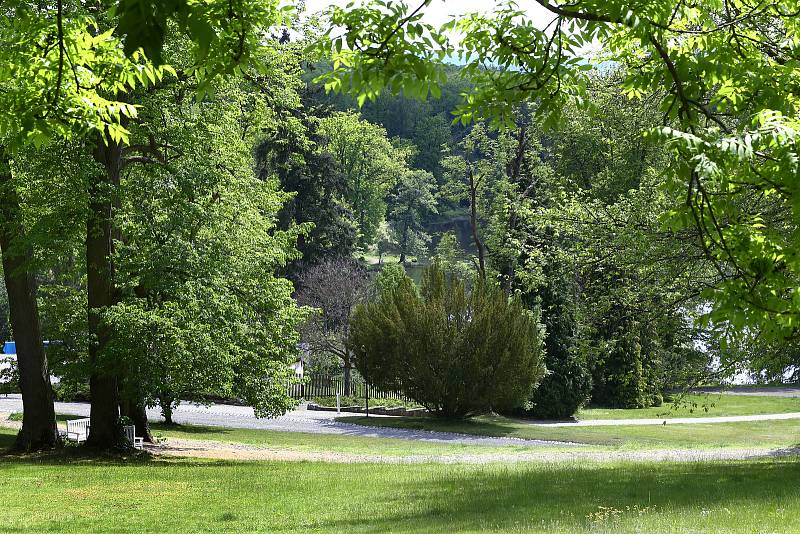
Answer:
312 458 800 532
0 430 15 450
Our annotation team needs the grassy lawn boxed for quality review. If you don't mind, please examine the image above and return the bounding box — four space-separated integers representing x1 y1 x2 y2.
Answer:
577 393 800 420
0 442 799 533
337 415 800 450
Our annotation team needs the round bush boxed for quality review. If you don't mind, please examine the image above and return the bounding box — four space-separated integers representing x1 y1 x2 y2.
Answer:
351 264 546 419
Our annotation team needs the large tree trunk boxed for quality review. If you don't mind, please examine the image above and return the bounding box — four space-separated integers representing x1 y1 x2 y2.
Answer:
159 394 175 425
0 152 59 451
120 396 154 443
85 135 123 448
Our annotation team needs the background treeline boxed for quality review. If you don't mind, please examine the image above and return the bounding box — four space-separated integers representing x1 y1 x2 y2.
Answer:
288 65 714 418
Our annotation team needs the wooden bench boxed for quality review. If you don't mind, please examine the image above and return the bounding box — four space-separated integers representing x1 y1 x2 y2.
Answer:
65 418 90 443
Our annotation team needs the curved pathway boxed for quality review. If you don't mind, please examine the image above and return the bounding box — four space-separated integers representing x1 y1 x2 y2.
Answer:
689 386 800 397
2 393 800 447
528 412 800 427
145 437 800 464
0 394 572 448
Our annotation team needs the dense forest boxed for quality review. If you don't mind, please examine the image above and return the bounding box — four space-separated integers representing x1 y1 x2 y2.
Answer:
292 64 712 416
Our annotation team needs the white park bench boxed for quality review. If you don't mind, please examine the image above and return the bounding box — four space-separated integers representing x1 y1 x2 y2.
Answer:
64 419 144 449
65 418 90 443
124 425 144 450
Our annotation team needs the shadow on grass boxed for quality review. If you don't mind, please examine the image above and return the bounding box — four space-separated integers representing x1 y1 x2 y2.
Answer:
0 430 16 450
4 449 800 532
312 458 800 532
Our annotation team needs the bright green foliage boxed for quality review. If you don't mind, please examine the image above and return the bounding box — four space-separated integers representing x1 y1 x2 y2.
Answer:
387 169 437 262
312 0 449 104
0 0 294 147
113 0 291 70
433 231 474 281
0 2 168 147
313 64 470 180
371 263 410 299
317 112 409 249
102 62 308 417
318 0 800 342
351 263 545 418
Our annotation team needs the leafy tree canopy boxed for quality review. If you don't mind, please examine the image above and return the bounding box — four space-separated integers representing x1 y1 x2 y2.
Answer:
315 0 800 342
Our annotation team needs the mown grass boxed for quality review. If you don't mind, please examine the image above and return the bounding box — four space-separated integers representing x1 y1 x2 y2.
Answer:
338 415 800 450
577 393 800 420
0 444 799 533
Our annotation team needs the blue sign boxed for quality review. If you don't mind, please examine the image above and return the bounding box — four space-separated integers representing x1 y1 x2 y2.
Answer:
3 341 16 355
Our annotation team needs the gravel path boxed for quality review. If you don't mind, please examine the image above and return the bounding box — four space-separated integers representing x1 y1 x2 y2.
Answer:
3 392 800 448
146 437 799 464
2 406 798 464
528 412 800 427
0 395 572 448
690 386 800 397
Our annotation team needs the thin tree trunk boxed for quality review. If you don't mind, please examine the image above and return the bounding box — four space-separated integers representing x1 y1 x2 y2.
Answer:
86 134 123 448
398 221 409 264
159 395 175 425
343 351 352 397
0 151 58 451
467 166 486 278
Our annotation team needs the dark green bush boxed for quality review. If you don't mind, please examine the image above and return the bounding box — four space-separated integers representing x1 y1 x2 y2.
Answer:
591 316 647 408
524 272 591 419
350 263 545 419
649 393 664 407
526 357 592 419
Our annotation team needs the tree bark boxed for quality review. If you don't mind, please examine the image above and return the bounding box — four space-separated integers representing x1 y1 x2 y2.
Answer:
467 165 486 278
85 134 123 448
0 152 59 451
398 221 409 264
159 395 175 425
120 396 154 443
343 353 352 397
